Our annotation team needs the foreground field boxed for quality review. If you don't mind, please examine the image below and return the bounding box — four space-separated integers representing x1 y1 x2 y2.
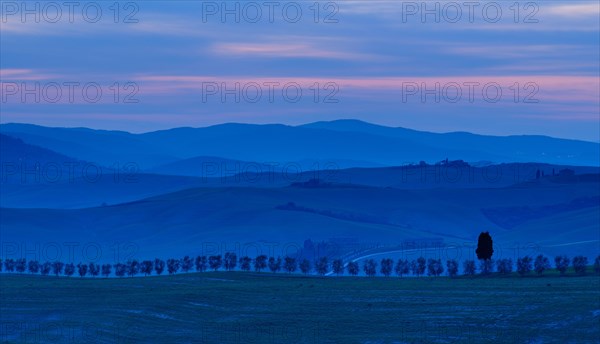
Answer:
1 273 599 343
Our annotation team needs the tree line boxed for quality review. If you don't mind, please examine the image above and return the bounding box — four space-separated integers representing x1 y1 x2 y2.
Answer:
0 254 598 278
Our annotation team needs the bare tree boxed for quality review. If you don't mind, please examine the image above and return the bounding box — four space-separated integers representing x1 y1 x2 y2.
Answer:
4 259 15 273
332 259 344 276
284 257 297 273
88 263 100 277
572 256 588 275
115 263 127 277
446 259 458 278
380 258 393 277
395 259 410 278
140 260 154 276
27 260 40 274
315 257 328 276
427 258 443 277
534 255 550 275
167 259 180 275
154 259 165 275
194 256 207 272
126 260 139 277
347 261 359 276
40 262 51 276
517 256 532 276
101 264 112 277
268 257 282 273
181 256 194 273
254 255 267 272
364 259 377 277
496 259 513 275
554 256 570 276
239 256 252 272
77 263 88 277
64 263 75 277
463 260 476 276
224 252 237 271
299 259 311 275
52 261 64 276
480 259 494 275
15 258 26 273
208 255 222 271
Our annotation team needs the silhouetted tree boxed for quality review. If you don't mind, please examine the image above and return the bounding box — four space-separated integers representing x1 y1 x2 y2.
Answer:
195 256 207 272
209 255 222 271
40 262 51 276
15 258 26 273
315 257 328 276
181 256 194 273
299 259 311 275
463 260 476 276
254 255 267 272
268 257 282 273
427 258 443 277
167 259 180 275
347 261 359 276
284 257 297 273
414 257 426 277
4 259 15 272
534 255 550 275
27 260 40 274
0 259 3 272
239 256 252 272
496 259 513 275
446 259 458 277
64 263 75 277
380 258 393 277
332 259 344 276
77 263 88 277
554 256 570 275
115 263 127 277
101 264 112 277
140 260 153 276
517 256 532 276
594 256 600 274
572 256 588 275
224 252 237 271
395 259 410 277
476 232 494 261
480 259 494 275
88 263 100 277
52 261 64 276
364 259 377 277
154 259 165 275
126 260 139 277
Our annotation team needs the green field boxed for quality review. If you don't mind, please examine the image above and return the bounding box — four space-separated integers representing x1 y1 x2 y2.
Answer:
1 273 599 344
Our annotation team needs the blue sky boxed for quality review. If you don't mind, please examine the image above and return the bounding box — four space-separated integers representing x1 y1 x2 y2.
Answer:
1 1 599 141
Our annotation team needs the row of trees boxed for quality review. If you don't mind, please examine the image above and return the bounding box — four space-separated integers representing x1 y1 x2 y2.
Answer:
1 254 598 278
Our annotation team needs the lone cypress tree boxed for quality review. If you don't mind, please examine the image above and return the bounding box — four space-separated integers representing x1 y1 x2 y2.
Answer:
476 232 494 261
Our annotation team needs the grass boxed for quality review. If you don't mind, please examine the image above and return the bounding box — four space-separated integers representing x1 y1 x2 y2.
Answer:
1 272 599 343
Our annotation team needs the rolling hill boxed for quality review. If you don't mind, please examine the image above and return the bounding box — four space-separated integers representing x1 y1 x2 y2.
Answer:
2 120 598 169
1 179 598 262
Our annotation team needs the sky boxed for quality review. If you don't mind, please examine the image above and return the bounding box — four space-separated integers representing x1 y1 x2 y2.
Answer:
1 0 599 141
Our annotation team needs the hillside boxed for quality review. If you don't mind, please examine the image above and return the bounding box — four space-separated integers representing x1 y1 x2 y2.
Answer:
1 181 598 261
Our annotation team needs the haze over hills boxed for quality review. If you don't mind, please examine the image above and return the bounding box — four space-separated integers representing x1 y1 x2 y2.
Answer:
1 120 598 264
2 120 598 169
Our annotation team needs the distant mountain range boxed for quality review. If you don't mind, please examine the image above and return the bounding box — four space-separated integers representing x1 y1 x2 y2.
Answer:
2 120 598 170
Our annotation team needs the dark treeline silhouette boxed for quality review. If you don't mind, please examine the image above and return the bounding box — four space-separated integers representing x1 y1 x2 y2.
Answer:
1 254 598 279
